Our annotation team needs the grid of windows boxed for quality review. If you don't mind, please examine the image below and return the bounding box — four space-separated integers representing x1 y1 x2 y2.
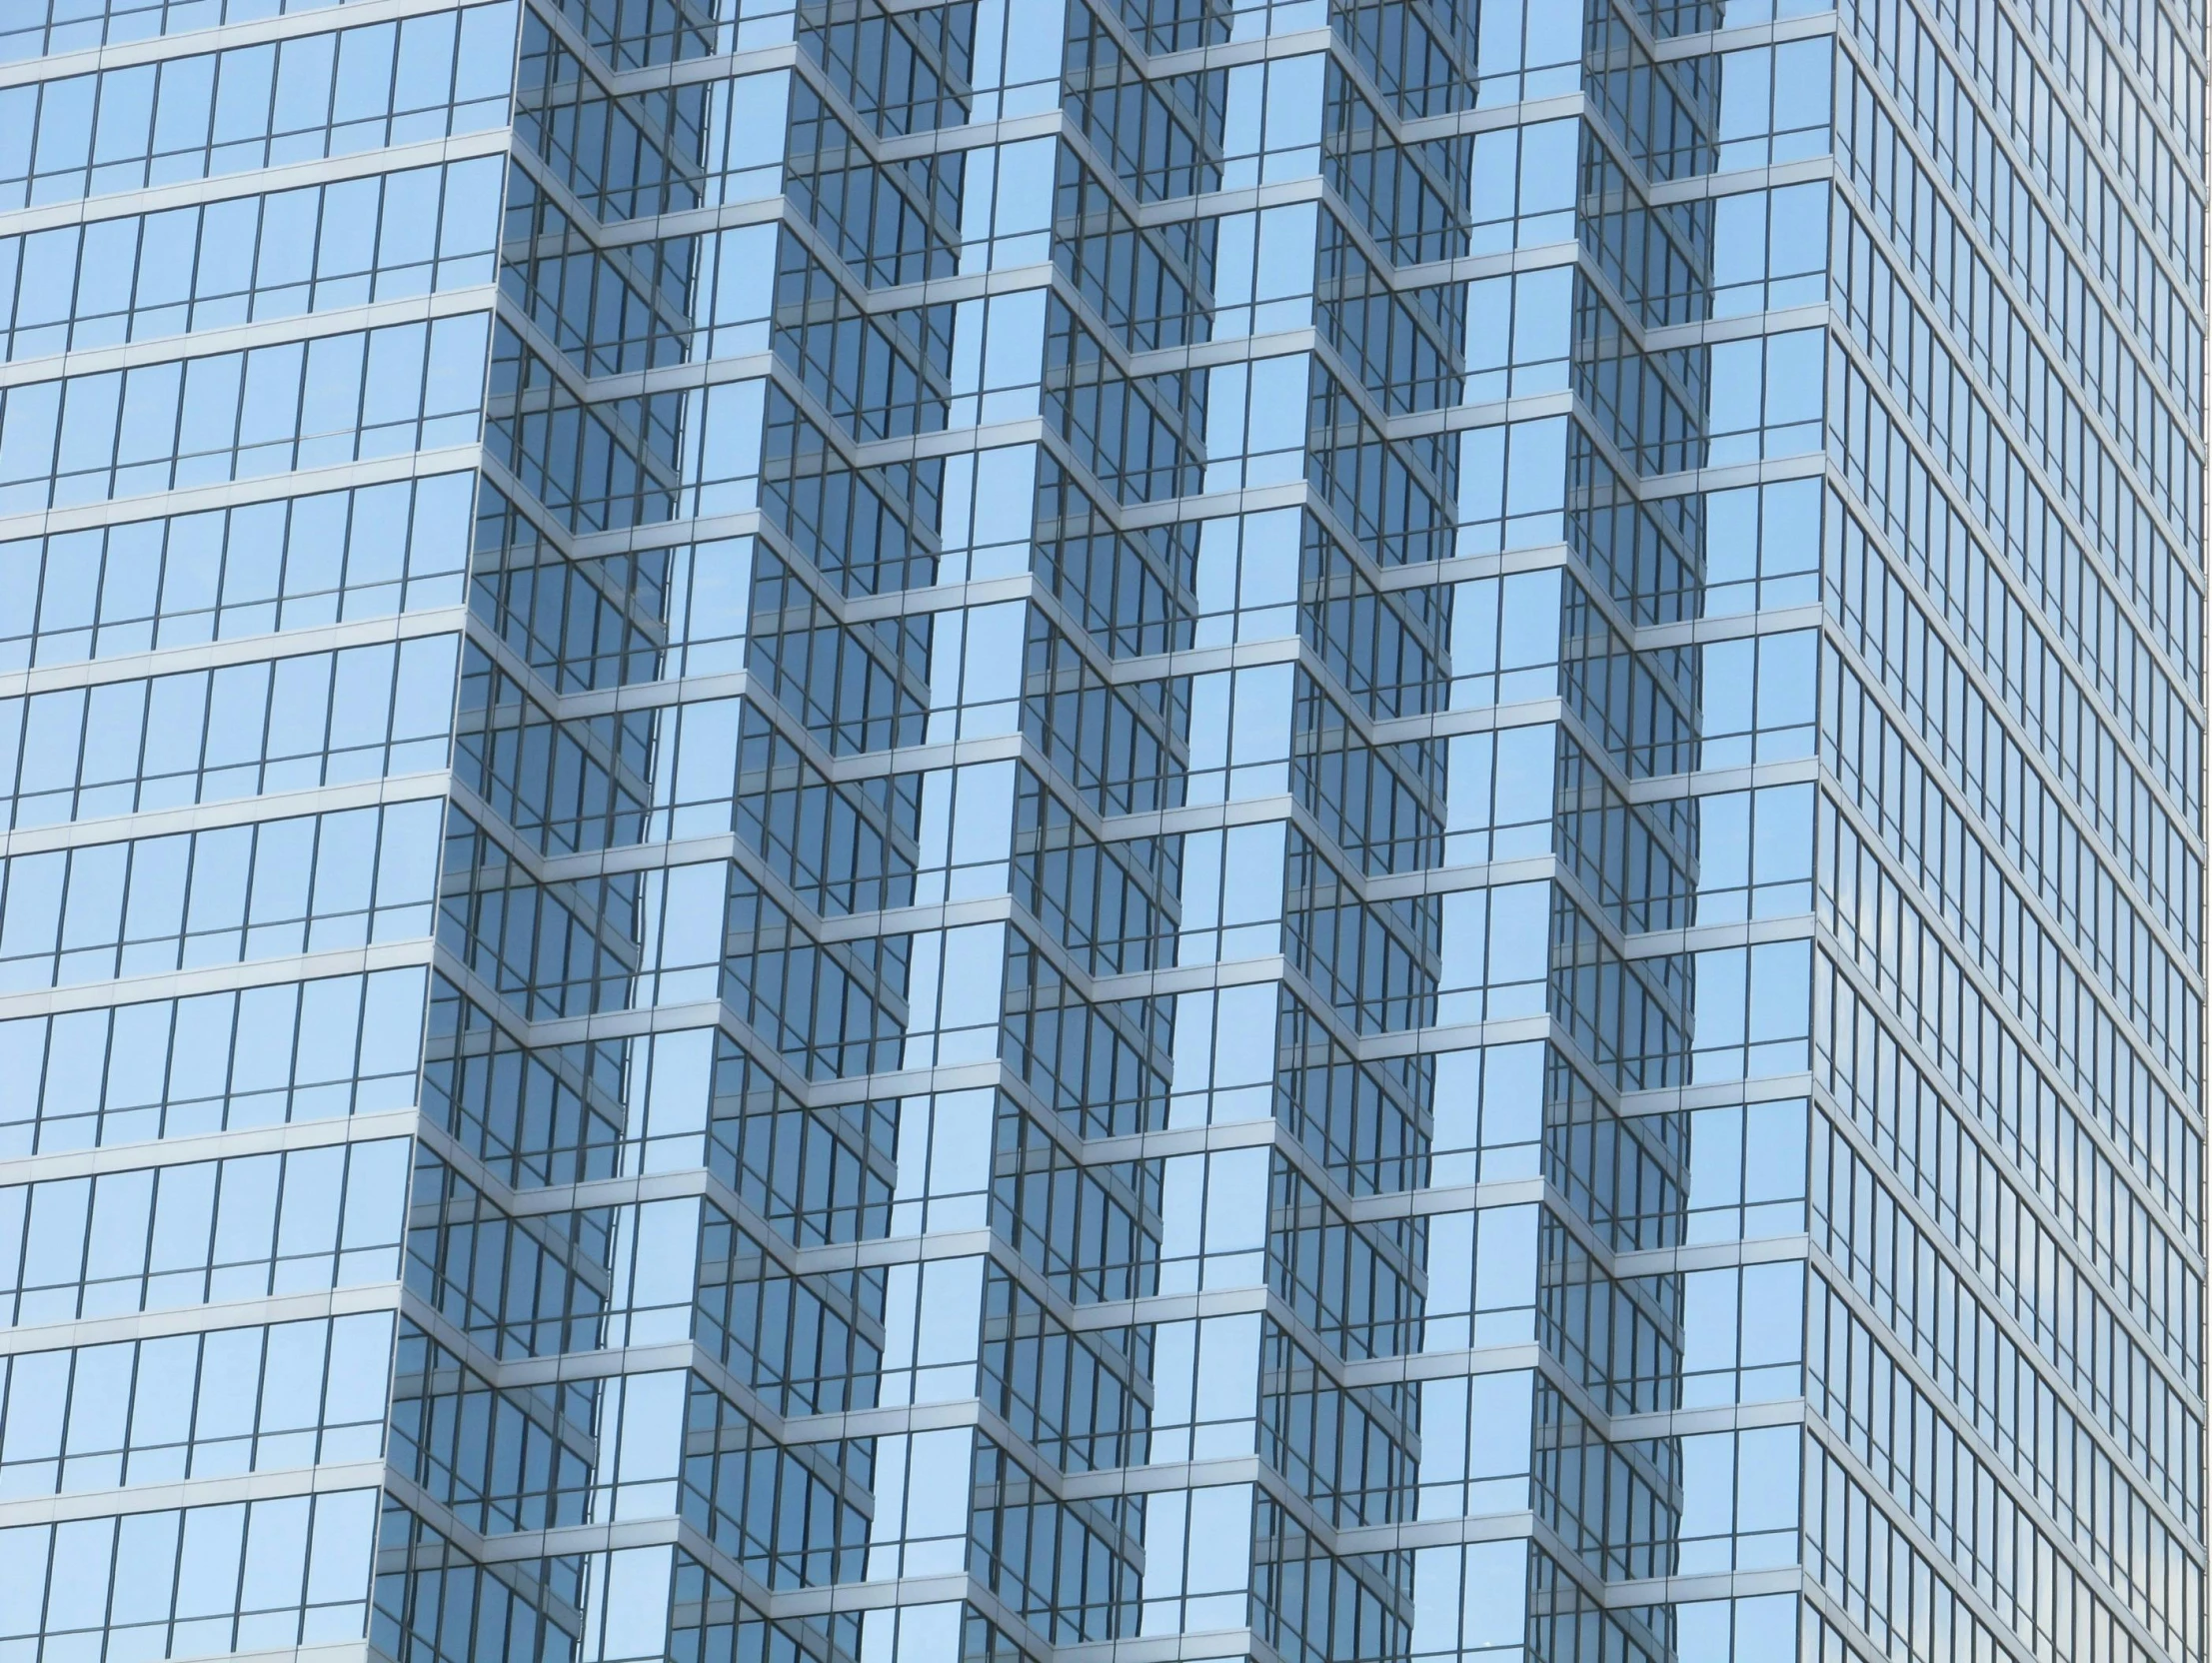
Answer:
0 6 517 210
0 1311 394 1495
3 0 372 63
0 966 428 1153
0 313 490 512
0 156 505 362
0 2 2197 1662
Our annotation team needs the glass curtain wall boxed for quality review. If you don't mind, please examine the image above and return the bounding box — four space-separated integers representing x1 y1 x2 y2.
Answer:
0 0 2200 1662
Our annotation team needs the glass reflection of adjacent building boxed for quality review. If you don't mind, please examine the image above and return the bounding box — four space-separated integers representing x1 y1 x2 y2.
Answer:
0 1 2199 1662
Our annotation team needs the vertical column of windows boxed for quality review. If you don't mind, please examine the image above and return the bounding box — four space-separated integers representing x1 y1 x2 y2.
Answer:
382 11 897 1663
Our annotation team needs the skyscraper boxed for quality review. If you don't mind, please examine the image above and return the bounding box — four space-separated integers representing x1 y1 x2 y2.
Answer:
0 0 2198 1659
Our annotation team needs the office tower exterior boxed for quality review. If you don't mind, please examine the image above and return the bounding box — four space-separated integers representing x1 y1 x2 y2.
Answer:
0 0 2199 1659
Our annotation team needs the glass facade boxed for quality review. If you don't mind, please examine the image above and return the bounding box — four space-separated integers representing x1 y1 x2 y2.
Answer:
0 0 2199 1660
